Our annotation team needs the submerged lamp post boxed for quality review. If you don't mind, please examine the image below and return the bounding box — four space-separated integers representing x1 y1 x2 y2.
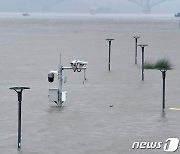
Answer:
144 58 173 114
133 36 140 64
175 13 180 29
138 44 148 81
106 39 114 71
9 86 30 149
159 69 168 113
159 67 172 114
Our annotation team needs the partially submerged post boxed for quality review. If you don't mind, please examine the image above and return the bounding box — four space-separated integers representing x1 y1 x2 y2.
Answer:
9 86 30 149
138 44 148 81
175 13 180 29
159 69 167 113
48 59 88 106
106 39 114 71
144 58 173 114
133 36 140 64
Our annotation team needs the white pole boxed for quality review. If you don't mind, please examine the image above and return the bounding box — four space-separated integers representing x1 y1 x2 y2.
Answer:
58 64 63 106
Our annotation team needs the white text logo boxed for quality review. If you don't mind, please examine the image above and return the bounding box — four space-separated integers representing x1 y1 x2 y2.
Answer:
132 138 179 152
164 138 179 152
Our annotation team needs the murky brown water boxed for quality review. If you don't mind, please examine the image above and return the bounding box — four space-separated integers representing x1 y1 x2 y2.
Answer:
0 13 180 154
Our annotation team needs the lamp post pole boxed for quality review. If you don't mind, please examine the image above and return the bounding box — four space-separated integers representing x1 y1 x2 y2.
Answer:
106 39 114 71
174 13 180 28
160 69 167 113
9 87 30 149
138 44 148 81
133 36 140 64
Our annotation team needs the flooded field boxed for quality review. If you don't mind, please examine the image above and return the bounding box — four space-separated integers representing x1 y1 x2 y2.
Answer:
0 13 180 154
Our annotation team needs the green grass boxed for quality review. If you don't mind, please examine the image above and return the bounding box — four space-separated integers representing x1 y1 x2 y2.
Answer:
144 60 155 69
144 58 173 70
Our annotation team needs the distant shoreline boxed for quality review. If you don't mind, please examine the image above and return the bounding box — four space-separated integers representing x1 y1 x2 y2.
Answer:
0 12 175 20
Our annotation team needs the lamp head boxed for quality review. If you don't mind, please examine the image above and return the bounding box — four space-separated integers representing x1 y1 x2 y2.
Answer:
138 44 148 48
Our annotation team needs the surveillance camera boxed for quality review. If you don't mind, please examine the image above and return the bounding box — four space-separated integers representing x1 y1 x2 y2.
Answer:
48 72 54 82
76 60 88 72
70 60 88 66
70 60 78 72
76 60 88 66
70 60 88 72
70 60 77 67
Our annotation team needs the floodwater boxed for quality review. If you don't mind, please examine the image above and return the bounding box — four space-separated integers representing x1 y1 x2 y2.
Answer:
0 13 180 154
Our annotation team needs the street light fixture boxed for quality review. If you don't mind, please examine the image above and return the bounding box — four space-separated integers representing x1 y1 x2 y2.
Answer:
9 86 30 149
175 13 180 28
158 68 168 113
138 44 148 81
133 36 140 64
106 39 114 71
144 58 173 115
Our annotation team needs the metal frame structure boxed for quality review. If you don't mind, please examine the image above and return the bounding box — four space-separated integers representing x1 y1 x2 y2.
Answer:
48 60 88 106
128 0 171 14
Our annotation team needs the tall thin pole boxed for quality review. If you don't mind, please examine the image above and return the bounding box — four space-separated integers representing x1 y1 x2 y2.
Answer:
9 86 30 150
138 44 148 81
57 53 63 107
109 41 111 71
175 14 180 28
135 39 138 64
106 39 114 71
142 47 144 81
17 91 22 149
162 70 166 112
58 65 63 106
133 36 140 64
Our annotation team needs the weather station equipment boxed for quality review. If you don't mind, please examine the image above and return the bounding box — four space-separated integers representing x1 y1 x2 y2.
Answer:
48 58 88 107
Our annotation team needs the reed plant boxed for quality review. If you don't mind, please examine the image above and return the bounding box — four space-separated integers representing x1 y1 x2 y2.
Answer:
144 58 173 70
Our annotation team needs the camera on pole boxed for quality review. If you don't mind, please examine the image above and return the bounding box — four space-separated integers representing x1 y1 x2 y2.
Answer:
48 58 88 107
48 72 54 82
